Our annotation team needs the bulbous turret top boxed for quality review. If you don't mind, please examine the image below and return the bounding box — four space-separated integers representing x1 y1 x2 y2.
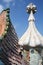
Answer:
19 3 43 49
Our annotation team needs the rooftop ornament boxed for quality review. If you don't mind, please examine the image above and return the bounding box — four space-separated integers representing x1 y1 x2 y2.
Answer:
19 3 43 50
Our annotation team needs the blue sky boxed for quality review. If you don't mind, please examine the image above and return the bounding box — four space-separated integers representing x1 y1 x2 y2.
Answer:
0 0 43 64
0 0 43 39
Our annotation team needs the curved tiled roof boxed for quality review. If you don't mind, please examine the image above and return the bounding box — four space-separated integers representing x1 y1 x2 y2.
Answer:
0 9 22 65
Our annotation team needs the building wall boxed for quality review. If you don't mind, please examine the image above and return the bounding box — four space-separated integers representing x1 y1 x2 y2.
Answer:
21 48 43 65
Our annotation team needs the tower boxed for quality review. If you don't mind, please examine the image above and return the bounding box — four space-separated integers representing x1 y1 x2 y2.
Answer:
0 9 21 65
19 3 43 65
